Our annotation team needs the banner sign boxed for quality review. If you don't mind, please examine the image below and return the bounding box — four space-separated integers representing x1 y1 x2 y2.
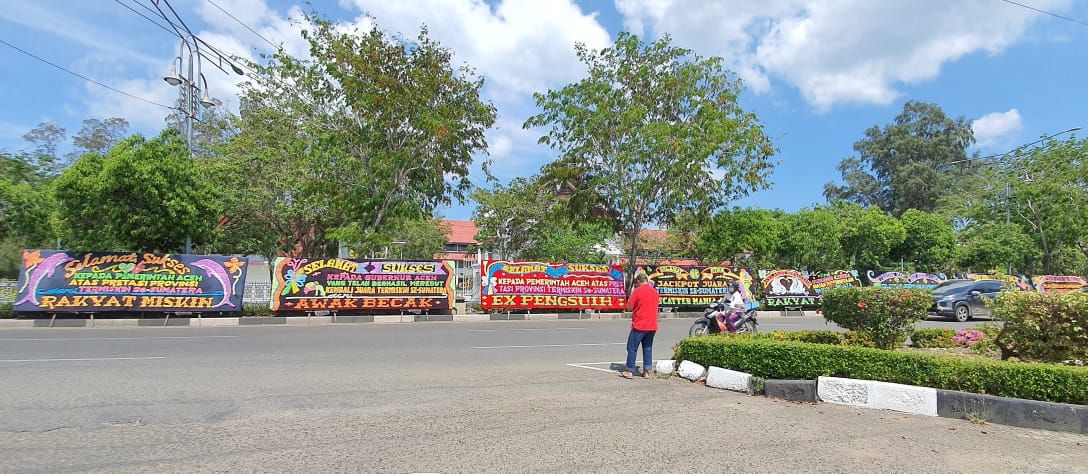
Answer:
14 250 248 313
1031 275 1088 293
759 269 819 308
271 258 454 312
867 271 948 290
965 273 1031 291
636 265 754 307
480 261 625 310
809 270 861 294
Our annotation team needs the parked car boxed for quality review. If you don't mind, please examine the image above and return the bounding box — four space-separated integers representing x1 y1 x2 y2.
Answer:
930 279 1006 322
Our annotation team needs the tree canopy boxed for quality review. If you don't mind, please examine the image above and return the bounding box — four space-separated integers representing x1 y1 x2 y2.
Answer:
52 130 220 252
526 32 775 287
824 101 975 216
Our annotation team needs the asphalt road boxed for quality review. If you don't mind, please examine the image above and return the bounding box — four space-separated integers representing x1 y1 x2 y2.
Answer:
0 317 1082 473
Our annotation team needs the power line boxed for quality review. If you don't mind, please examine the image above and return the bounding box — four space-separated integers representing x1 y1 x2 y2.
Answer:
1000 0 1088 27
112 0 180 39
117 0 260 79
0 38 174 110
205 0 279 50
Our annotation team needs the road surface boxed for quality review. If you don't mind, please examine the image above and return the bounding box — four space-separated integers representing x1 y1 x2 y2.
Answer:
0 317 1082 473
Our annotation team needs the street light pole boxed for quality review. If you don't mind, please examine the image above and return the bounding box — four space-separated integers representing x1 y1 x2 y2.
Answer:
163 36 229 254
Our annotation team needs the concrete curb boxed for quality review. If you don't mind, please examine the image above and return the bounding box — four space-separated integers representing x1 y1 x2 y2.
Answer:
655 359 676 375
817 377 938 417
677 361 706 381
936 389 1088 435
765 380 818 403
706 366 752 393
661 362 1085 435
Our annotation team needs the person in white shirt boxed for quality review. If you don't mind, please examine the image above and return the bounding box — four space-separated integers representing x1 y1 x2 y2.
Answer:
715 281 746 332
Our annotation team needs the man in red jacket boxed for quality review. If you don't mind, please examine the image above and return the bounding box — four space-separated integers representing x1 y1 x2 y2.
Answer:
621 273 659 379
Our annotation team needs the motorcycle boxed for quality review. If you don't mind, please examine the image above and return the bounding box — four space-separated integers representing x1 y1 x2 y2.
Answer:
689 299 760 336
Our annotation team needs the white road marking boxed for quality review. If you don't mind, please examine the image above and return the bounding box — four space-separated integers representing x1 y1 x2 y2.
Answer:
0 336 240 342
565 363 616 373
474 342 626 349
467 327 587 332
0 356 166 363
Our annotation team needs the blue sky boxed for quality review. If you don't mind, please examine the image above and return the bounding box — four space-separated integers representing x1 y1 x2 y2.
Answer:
2 0 1085 221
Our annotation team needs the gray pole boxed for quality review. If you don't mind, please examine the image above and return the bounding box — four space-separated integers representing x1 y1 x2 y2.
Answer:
1004 180 1011 225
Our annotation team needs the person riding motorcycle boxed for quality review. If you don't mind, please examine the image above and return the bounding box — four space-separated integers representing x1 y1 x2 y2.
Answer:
715 281 747 332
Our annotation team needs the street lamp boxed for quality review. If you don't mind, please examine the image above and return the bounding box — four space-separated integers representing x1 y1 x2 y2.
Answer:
161 35 239 253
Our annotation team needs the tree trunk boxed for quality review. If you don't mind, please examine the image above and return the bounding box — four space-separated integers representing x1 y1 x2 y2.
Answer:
625 221 642 297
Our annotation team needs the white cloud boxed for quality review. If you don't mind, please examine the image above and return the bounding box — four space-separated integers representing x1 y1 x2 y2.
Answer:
972 108 1023 147
343 0 612 100
616 0 1073 111
0 1 162 67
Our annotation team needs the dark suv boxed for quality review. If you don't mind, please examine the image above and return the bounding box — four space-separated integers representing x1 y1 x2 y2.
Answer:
931 279 1006 322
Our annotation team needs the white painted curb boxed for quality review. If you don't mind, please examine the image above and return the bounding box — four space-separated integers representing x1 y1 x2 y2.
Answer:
655 359 676 375
818 377 937 417
678 361 706 381
868 380 938 416
706 367 752 393
453 314 491 322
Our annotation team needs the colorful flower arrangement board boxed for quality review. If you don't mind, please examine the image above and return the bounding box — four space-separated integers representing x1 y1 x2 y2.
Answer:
1031 275 1088 293
636 265 754 307
867 271 948 290
759 269 819 308
270 258 455 312
15 250 248 312
480 260 625 310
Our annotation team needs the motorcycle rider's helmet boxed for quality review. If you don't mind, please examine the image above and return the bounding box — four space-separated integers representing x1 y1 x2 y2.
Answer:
730 281 742 294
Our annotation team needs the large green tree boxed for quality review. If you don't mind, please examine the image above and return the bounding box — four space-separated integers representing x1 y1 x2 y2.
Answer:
213 16 495 259
778 207 846 270
824 101 975 216
834 202 906 270
891 209 957 271
696 207 784 268
1002 137 1088 274
956 222 1038 273
0 152 57 277
70 118 129 158
472 177 611 262
525 33 775 288
52 130 219 252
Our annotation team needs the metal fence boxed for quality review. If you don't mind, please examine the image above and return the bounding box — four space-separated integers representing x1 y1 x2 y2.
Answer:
455 261 480 303
242 281 272 306
0 280 15 305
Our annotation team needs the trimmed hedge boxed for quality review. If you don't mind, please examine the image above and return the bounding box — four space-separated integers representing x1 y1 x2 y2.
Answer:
737 330 844 345
675 336 1088 405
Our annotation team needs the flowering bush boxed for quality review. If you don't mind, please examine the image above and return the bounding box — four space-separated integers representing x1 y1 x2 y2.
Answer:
991 291 1088 362
822 287 932 350
952 329 985 347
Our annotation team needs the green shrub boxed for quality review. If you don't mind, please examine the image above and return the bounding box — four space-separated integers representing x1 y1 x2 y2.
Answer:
822 287 931 350
675 337 1088 405
242 304 272 317
911 328 956 348
751 330 844 345
841 330 883 348
0 303 12 319
992 291 1088 362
